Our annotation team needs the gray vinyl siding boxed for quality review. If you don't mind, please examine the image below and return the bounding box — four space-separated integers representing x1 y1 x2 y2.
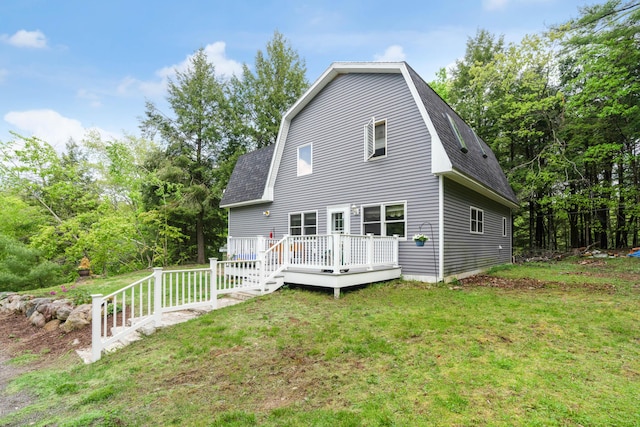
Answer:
229 73 440 276
228 204 274 238
443 178 512 276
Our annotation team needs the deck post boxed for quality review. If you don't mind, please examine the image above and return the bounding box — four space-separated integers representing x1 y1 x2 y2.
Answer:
257 235 266 293
153 267 163 324
392 234 400 267
226 236 232 260
257 249 266 294
282 234 290 267
332 234 341 274
367 233 374 271
209 258 218 309
334 288 340 299
90 294 103 362
256 235 266 253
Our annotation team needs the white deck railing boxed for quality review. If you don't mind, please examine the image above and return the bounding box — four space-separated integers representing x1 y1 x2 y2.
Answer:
229 234 399 272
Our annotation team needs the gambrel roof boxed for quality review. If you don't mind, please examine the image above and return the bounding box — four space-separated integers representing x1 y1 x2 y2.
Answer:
220 143 275 206
220 62 518 209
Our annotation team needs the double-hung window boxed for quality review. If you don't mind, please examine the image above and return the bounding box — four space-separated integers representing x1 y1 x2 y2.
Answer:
289 212 317 235
364 118 387 160
362 202 406 237
470 207 484 234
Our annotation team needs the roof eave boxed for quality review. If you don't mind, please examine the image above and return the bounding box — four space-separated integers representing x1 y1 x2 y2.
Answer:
438 169 520 210
219 196 273 209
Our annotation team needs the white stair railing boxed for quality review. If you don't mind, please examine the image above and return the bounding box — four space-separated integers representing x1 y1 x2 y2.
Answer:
90 258 272 363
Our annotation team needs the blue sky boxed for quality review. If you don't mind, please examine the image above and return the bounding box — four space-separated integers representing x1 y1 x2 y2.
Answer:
1 0 592 150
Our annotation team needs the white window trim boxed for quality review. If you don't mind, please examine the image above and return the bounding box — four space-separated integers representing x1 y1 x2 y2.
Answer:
288 210 318 236
364 117 387 161
297 143 312 176
360 201 407 239
470 206 484 235
502 217 508 237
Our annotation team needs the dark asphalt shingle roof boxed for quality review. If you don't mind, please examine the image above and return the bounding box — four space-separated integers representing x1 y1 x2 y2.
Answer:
406 64 518 205
220 143 275 206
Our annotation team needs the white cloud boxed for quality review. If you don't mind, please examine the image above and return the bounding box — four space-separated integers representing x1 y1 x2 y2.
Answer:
4 109 119 151
118 41 242 98
0 29 48 48
373 45 407 62
77 89 102 108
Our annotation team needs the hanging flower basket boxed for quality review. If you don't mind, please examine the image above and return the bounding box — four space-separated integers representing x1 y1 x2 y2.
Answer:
413 234 429 247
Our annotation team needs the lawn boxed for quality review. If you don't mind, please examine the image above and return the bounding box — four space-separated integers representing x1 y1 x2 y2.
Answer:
1 257 639 426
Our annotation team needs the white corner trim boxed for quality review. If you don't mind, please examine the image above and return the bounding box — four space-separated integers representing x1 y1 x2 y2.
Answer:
438 175 445 282
398 64 452 175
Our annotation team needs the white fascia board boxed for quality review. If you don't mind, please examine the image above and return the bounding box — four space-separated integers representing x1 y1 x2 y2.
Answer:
440 169 520 210
398 63 452 175
219 198 272 209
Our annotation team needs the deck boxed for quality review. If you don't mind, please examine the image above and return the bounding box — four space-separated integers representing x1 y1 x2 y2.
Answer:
226 234 401 298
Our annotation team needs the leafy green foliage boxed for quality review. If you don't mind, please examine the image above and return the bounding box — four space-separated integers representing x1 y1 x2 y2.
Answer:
0 234 63 291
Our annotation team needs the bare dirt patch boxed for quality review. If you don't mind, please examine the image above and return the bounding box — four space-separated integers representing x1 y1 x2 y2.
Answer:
0 312 91 419
460 274 617 293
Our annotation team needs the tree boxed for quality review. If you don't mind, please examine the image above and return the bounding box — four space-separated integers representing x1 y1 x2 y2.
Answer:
230 30 308 148
141 48 229 264
559 0 640 248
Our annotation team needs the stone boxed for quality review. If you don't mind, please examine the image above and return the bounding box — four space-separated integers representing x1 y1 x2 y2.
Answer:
29 311 46 328
139 324 157 336
43 319 61 331
55 304 74 321
60 304 92 333
2 294 30 314
25 298 52 318
37 303 58 322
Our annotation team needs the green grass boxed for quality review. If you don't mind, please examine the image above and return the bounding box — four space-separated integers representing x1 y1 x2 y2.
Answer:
3 257 640 426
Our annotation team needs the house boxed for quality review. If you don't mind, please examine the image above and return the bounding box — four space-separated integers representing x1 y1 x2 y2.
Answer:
220 62 518 289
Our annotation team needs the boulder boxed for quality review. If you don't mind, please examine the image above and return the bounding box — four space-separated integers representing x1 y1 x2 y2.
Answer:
55 304 74 321
43 319 62 331
60 304 92 332
29 310 46 328
1 294 31 314
25 297 52 318
37 302 58 322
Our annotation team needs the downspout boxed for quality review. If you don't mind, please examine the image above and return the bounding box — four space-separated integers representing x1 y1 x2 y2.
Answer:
438 175 445 281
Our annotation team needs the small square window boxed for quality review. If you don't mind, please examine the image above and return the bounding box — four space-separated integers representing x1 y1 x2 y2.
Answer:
297 144 312 176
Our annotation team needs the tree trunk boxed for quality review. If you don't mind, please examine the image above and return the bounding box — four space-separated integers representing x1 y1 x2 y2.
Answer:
196 209 205 264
